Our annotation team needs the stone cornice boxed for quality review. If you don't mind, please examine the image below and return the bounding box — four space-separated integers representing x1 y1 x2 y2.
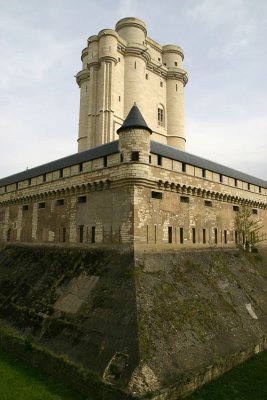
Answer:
75 69 90 86
157 180 267 209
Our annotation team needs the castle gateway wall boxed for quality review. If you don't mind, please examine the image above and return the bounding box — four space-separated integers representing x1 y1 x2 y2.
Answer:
0 133 266 248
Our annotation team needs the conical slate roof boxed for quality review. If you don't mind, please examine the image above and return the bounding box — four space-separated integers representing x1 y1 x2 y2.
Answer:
117 103 152 134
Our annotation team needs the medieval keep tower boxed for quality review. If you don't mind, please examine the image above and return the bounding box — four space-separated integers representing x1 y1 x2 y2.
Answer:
76 17 188 152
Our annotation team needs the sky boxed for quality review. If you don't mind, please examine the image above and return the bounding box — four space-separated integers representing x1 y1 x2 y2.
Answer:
0 0 267 180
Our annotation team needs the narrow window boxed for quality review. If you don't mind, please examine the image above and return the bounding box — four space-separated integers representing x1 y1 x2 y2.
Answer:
235 230 238 244
134 61 137 69
119 96 121 102
79 225 84 243
145 73 149 80
43 174 46 182
160 81 163 87
77 196 87 203
56 199 64 206
15 182 18 190
62 228 66 243
234 179 238 187
158 57 161 62
157 155 162 166
59 169 63 178
120 153 124 162
22 205 29 211
202 169 206 178
131 151 139 161
233 205 239 212
176 84 178 91
79 163 83 172
118 57 120 62
7 228 11 241
220 174 223 183
28 178 31 186
180 196 189 203
180 227 184 244
157 105 164 126
154 225 157 243
259 186 262 193
174 61 178 66
103 156 108 167
168 227 173 244
248 183 250 190
214 228 218 244
149 155 151 163
204 200 212 207
192 228 196 244
203 229 206 244
182 162 186 173
164 63 166 66
252 209 258 215
91 226 95 243
151 191 162 199
224 230 227 244
38 202 45 209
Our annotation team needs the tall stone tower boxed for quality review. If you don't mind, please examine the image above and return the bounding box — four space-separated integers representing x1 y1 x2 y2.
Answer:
76 17 188 152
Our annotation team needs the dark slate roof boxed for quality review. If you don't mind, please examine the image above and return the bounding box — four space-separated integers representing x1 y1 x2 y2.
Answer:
151 141 267 188
0 141 119 187
117 104 152 134
0 139 266 189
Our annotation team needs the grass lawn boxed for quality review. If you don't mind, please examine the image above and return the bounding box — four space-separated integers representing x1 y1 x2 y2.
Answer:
0 347 88 400
187 350 267 400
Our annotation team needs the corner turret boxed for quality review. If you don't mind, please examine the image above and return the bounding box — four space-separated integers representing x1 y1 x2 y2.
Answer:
118 104 151 164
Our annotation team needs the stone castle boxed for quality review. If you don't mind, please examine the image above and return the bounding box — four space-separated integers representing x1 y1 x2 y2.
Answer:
0 17 267 400
0 17 266 248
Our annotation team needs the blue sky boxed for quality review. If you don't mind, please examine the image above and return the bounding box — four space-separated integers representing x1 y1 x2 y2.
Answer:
0 0 266 179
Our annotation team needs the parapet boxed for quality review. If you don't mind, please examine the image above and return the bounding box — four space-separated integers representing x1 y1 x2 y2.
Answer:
115 17 147 44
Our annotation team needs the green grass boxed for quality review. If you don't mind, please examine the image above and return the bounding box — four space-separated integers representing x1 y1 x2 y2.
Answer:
0 348 88 400
187 350 267 400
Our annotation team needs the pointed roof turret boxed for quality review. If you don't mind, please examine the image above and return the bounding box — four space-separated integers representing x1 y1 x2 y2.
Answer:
117 103 152 134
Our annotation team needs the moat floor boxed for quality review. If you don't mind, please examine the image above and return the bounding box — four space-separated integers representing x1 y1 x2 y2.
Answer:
0 348 87 400
187 349 267 400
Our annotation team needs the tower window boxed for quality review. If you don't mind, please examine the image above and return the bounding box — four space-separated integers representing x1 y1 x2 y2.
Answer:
204 200 212 207
151 191 162 199
234 179 238 187
59 169 63 178
180 196 189 203
182 162 186 173
233 205 239 212
259 186 262 193
38 202 46 209
103 156 108 167
56 199 64 206
160 81 163 87
145 73 149 80
77 196 87 203
157 155 162 166
23 205 29 211
157 105 164 126
174 61 178 66
131 151 139 161
220 174 223 183
79 163 83 172
43 174 46 182
202 169 206 178
252 209 258 215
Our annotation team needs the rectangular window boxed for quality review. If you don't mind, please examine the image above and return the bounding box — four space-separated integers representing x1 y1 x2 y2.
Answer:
120 153 124 162
224 230 227 244
220 174 223 183
180 196 189 203
43 174 46 182
149 155 151 163
119 95 121 101
151 191 162 199
168 227 172 244
56 199 64 206
38 202 45 209
77 196 87 203
28 178 32 186
214 228 218 244
103 156 108 167
160 81 163 87
22 205 29 211
131 151 139 161
79 163 83 172
235 230 238 244
91 226 96 243
204 200 212 207
157 155 162 166
203 229 206 244
174 61 178 66
233 205 239 212
62 228 66 243
252 209 258 215
182 162 186 172
202 169 206 178
180 227 184 244
59 169 63 178
259 187 262 193
79 225 84 243
248 183 250 190
154 225 157 244
192 227 196 244
234 179 238 187
145 73 149 80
